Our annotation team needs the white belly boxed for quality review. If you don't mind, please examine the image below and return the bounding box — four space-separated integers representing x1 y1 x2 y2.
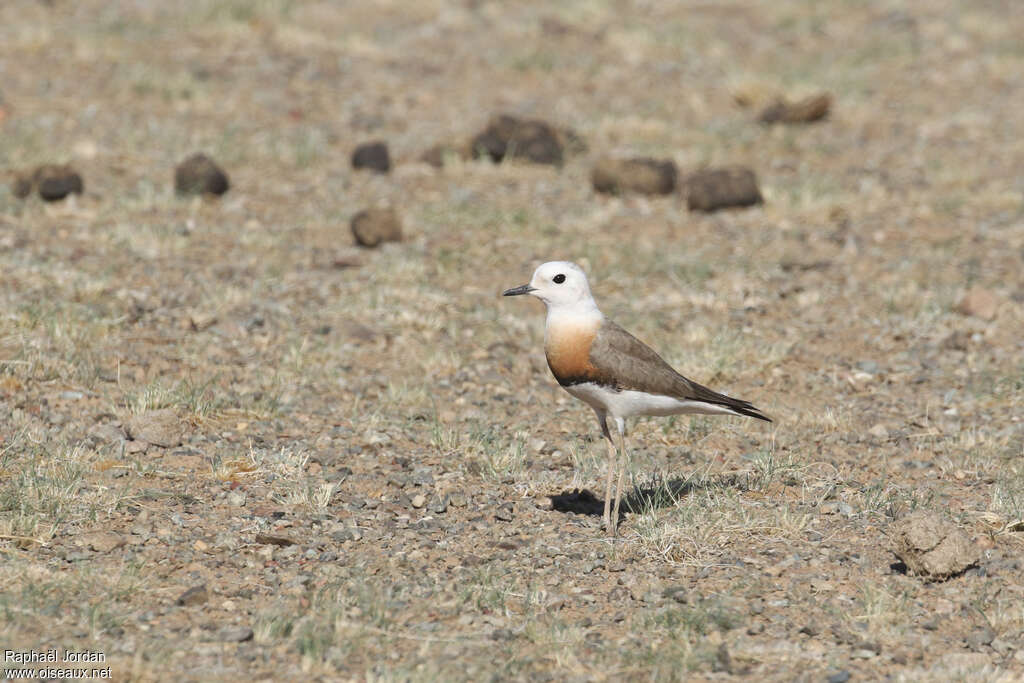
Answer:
564 382 741 419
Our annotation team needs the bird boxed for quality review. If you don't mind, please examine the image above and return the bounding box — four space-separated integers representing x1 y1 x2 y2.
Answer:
503 261 770 535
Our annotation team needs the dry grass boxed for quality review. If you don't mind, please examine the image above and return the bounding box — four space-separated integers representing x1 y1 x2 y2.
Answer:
2 0 1024 680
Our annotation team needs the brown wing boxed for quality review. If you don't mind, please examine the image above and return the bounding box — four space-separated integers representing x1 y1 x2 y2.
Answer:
588 319 771 421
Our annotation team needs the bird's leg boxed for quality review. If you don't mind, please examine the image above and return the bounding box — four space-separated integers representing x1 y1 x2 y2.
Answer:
598 414 615 531
611 424 628 536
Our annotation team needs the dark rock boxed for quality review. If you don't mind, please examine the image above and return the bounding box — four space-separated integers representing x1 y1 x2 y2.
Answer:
175 153 229 196
826 670 851 683
14 165 84 201
471 114 563 166
176 584 209 607
891 511 979 580
351 141 391 173
759 93 832 124
36 165 84 201
685 167 763 212
591 157 677 195
351 208 402 248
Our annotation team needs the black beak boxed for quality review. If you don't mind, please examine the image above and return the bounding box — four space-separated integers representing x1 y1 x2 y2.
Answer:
502 284 535 297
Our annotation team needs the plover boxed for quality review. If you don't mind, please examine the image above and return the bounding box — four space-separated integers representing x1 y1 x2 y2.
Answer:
504 261 770 535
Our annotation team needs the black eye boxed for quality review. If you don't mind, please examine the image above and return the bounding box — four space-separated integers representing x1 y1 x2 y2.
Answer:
553 274 566 284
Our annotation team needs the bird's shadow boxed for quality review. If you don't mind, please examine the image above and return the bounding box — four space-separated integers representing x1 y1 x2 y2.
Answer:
550 472 749 520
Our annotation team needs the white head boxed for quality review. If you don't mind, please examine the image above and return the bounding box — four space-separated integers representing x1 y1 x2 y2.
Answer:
503 261 598 311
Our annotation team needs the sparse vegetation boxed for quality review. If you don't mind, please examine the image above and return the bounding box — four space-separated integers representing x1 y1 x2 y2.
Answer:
1 0 1023 680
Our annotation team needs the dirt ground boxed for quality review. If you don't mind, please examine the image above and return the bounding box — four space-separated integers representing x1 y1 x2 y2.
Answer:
1 1 1023 681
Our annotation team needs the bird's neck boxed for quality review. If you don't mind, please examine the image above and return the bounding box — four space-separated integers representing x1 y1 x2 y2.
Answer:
544 301 604 340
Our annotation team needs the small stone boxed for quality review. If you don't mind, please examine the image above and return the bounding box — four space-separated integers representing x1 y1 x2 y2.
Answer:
226 491 246 507
78 532 126 553
685 167 763 212
430 495 449 514
534 495 554 510
125 408 184 448
449 492 468 508
254 533 297 547
891 511 980 580
351 208 402 248
966 628 995 651
495 502 514 522
86 422 126 447
411 494 427 509
175 153 229 196
826 671 851 683
217 626 254 642
187 312 218 331
991 638 1015 656
941 330 970 351
351 141 391 173
471 114 564 166
759 92 832 124
591 157 677 195
868 423 889 440
176 584 209 607
956 286 999 320
798 623 819 637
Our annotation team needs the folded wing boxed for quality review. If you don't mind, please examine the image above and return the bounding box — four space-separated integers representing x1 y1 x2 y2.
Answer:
589 319 771 422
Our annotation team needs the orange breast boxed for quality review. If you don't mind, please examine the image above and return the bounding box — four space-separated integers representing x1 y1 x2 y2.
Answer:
545 321 600 386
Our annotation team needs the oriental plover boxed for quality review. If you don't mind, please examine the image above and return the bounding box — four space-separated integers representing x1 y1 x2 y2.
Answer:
503 261 771 535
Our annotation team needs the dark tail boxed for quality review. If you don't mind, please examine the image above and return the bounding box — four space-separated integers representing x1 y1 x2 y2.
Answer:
686 379 772 422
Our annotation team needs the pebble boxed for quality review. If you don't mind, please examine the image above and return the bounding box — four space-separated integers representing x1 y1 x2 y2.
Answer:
176 585 209 607
226 491 246 507
494 503 515 521
411 494 427 509
430 495 449 514
217 626 254 643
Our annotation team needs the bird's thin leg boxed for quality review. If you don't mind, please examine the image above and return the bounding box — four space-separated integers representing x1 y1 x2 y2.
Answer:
611 422 628 536
597 413 615 531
